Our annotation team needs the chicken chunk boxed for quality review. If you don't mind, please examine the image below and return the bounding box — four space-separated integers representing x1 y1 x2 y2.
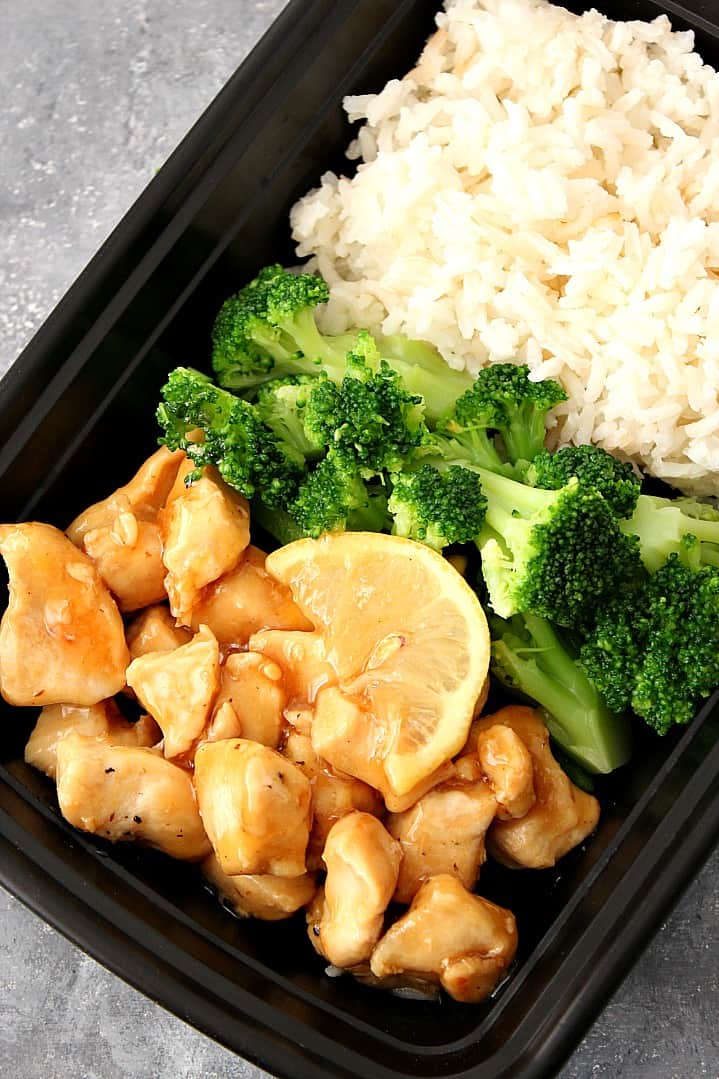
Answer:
206 652 286 749
25 700 159 779
370 875 517 1003
56 733 210 860
248 628 335 710
202 853 316 921
476 707 600 868
284 732 383 871
159 461 250 624
307 813 401 969
126 624 220 759
67 447 184 612
189 546 311 647
387 755 498 903
0 522 129 707
66 446 184 543
476 724 535 821
125 604 192 661
194 739 312 877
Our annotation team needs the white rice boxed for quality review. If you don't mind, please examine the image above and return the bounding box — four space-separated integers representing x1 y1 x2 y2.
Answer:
290 0 719 495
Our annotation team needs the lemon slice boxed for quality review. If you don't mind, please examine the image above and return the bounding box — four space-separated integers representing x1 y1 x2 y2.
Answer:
265 533 490 799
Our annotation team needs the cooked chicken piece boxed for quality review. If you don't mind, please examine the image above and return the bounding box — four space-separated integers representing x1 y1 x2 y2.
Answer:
189 547 312 647
66 447 184 544
307 813 401 968
248 628 335 710
125 604 192 661
476 706 600 868
370 874 518 1004
194 739 312 877
284 732 383 871
476 724 535 821
0 522 129 707
81 516 167 612
387 755 498 903
205 652 286 749
202 853 316 921
56 733 210 860
67 447 184 613
159 461 250 624
126 624 220 759
25 700 160 779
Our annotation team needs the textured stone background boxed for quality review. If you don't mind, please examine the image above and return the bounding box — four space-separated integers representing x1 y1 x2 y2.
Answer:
1 2 718 1077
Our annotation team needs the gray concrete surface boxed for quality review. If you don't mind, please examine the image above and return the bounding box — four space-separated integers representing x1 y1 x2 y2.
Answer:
1 2 718 1077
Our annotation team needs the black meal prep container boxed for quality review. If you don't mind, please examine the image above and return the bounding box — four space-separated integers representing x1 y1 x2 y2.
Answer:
2 0 719 1075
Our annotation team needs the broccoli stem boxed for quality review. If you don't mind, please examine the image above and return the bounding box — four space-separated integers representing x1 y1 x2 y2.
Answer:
491 613 632 773
501 410 547 465
250 497 305 547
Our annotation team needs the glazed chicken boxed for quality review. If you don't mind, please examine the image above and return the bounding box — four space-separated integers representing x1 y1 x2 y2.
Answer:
126 624 220 759
67 446 184 613
207 651 287 749
56 733 210 860
284 732 383 870
194 738 312 877
25 700 159 779
476 723 535 820
476 707 600 869
189 546 311 647
386 755 498 904
307 812 401 969
0 522 129 706
370 874 518 1004
202 853 316 921
125 604 192 660
159 460 250 624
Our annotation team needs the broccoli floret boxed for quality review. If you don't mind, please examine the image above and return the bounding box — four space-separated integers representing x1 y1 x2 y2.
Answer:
620 492 719 571
156 366 302 509
476 468 645 629
525 445 641 519
302 345 428 474
211 265 358 391
581 538 719 735
490 611 631 773
211 265 474 417
388 464 487 551
376 334 475 423
440 363 566 467
254 374 326 463
289 451 389 539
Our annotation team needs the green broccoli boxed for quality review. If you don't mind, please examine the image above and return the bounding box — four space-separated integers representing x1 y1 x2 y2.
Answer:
211 265 356 391
388 464 487 551
440 363 566 463
211 265 473 419
580 536 719 735
525 445 642 519
156 366 302 509
620 492 719 571
489 611 631 773
302 343 428 474
289 450 389 539
475 467 645 630
253 374 326 463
